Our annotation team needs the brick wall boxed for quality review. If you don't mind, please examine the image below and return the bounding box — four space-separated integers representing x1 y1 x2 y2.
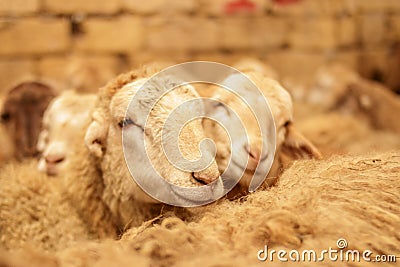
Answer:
0 0 399 93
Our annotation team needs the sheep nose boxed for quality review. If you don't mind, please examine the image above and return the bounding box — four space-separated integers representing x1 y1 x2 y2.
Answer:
45 154 65 164
192 161 220 185
245 143 261 170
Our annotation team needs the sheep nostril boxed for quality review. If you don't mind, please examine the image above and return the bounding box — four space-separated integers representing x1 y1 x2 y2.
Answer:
45 155 65 164
245 144 261 161
191 172 208 185
54 158 65 164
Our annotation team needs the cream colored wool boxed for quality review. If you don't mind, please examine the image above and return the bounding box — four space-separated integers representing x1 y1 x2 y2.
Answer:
1 151 398 267
119 151 400 267
0 160 89 251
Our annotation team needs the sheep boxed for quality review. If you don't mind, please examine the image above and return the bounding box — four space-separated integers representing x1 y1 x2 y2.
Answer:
0 92 98 251
308 63 400 134
1 151 398 267
0 81 56 160
37 91 97 176
200 61 321 197
54 63 224 233
334 80 400 134
307 63 359 108
34 90 120 239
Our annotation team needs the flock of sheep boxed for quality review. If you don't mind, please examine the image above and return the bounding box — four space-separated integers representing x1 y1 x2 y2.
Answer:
0 59 399 267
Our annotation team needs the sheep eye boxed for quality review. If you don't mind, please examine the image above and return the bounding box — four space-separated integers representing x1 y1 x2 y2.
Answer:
1 112 10 123
214 102 227 109
118 118 144 131
118 118 134 128
214 102 229 114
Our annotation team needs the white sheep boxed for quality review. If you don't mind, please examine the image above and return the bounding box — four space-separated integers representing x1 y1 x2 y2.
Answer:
201 60 321 196
49 63 224 232
37 90 97 176
0 81 56 160
34 90 118 239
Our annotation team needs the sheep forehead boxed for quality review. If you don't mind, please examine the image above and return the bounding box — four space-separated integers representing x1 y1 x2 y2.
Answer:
219 73 293 126
251 75 293 126
51 96 93 113
111 76 202 124
109 77 161 121
146 89 204 140
45 94 94 128
110 82 138 121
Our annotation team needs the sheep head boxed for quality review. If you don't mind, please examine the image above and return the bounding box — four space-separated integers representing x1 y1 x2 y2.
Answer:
203 69 321 195
309 63 359 108
37 91 96 176
0 82 56 160
85 65 223 209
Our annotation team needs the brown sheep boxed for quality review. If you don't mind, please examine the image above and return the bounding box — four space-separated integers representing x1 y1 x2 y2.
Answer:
0 82 56 160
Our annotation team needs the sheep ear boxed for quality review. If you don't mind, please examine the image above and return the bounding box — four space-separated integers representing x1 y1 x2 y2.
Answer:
280 123 322 160
85 111 107 158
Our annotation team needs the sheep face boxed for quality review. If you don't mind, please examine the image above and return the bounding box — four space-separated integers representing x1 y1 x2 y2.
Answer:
203 72 321 193
86 76 222 205
37 92 96 176
205 92 270 175
203 74 285 189
309 63 359 107
1 82 55 160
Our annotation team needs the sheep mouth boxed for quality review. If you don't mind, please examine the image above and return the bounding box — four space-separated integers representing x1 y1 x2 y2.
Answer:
45 165 59 176
231 154 269 173
169 177 225 204
191 172 210 186
45 161 68 176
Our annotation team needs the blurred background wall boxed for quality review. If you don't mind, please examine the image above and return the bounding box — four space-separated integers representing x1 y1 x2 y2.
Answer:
0 0 400 94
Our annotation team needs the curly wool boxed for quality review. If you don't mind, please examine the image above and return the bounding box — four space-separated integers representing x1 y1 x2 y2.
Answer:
1 151 398 266
0 160 89 251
